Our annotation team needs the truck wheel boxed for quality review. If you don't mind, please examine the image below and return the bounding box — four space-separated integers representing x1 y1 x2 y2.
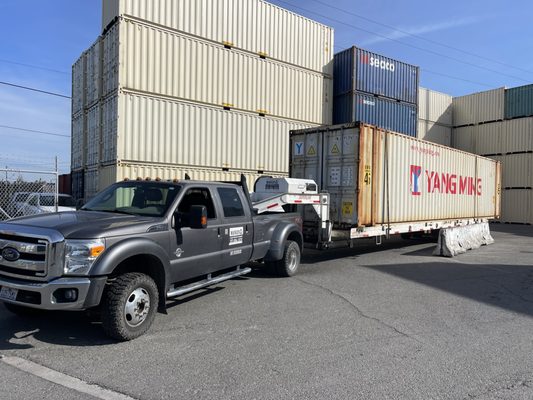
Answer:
101 272 159 341
270 240 301 277
3 302 44 317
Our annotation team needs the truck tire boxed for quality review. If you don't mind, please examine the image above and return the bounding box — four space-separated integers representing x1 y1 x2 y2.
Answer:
101 272 159 341
268 240 301 277
3 302 44 317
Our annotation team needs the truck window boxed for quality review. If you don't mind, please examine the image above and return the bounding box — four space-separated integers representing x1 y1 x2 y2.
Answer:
217 188 245 218
177 188 216 223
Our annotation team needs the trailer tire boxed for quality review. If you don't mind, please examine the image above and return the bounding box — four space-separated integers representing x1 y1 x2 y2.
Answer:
268 240 301 277
3 302 45 317
101 272 158 341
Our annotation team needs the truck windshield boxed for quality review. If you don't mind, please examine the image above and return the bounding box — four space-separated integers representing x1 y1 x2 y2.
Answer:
81 182 181 217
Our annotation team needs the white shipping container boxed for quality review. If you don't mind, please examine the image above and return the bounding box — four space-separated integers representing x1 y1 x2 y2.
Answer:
86 104 101 167
86 39 102 106
418 87 452 126
71 113 85 170
101 0 334 74
453 87 505 127
500 117 533 154
101 95 118 164
102 19 331 124
417 120 452 147
500 189 532 224
72 55 86 115
102 91 315 172
474 122 502 155
490 154 533 189
291 123 501 227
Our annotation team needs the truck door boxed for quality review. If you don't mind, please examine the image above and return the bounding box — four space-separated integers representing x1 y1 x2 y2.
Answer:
169 186 223 282
215 187 253 268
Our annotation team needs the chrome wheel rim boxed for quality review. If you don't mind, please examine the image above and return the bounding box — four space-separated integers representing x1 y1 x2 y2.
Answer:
124 287 151 328
288 248 299 271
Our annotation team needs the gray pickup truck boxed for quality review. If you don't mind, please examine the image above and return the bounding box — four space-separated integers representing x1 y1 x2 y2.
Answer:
0 177 303 340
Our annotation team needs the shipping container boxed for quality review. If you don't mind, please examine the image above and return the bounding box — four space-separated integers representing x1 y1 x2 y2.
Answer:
101 94 118 164
59 174 72 195
505 84 533 120
85 163 286 200
85 167 100 200
71 169 85 201
334 47 419 104
500 189 532 224
101 18 331 124
86 38 102 107
452 125 475 153
490 154 533 189
334 92 417 136
453 88 505 127
418 87 452 126
86 104 101 167
101 91 315 172
101 0 334 75
72 55 86 116
417 120 452 147
71 113 85 170
290 123 500 228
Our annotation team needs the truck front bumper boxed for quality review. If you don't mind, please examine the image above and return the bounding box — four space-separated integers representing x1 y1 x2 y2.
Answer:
0 276 107 311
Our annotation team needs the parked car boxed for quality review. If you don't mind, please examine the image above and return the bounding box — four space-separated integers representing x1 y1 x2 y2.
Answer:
10 192 76 217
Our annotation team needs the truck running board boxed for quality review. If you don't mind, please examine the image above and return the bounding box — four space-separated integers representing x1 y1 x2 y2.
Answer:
166 266 252 298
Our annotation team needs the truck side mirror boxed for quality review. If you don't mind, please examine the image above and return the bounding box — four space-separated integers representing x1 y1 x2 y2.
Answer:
189 205 208 229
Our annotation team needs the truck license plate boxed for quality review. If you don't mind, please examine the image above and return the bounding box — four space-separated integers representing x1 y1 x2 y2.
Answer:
0 286 18 301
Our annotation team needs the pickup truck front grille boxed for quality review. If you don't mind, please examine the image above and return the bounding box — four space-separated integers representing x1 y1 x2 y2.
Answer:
0 233 48 279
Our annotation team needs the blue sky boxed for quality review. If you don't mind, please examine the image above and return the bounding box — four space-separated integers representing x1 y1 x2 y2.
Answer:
1 0 533 173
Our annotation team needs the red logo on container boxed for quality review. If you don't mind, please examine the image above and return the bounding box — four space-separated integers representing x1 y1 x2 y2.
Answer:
410 165 422 196
410 166 483 196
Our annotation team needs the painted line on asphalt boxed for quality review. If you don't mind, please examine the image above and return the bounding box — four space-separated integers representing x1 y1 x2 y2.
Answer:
1 355 137 400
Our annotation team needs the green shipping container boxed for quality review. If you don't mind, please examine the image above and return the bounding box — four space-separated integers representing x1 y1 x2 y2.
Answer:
505 84 533 119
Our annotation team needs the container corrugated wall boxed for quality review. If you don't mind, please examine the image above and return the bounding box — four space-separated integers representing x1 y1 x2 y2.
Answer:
453 88 505 127
500 189 532 224
86 104 101 167
102 19 331 124
290 123 500 227
104 92 315 172
334 47 419 104
84 167 99 200
417 120 452 146
418 87 452 126
71 113 85 170
490 154 533 188
505 84 533 119
334 92 417 136
101 95 118 164
72 55 86 116
86 39 102 107
101 0 334 75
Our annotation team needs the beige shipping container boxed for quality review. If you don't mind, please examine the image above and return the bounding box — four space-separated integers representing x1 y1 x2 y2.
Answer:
418 87 453 126
452 125 475 153
102 18 331 124
491 154 533 188
453 87 505 127
500 189 532 224
89 163 284 198
290 122 501 227
72 55 86 116
417 120 452 146
101 0 334 75
71 113 85 170
86 39 102 107
86 104 101 167
85 167 100 200
101 91 316 172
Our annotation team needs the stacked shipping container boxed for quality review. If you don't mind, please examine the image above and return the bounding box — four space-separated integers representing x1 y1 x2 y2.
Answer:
452 86 533 223
417 87 453 146
72 0 334 199
333 47 419 136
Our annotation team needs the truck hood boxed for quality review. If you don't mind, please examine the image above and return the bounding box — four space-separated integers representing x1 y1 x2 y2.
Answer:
5 211 167 240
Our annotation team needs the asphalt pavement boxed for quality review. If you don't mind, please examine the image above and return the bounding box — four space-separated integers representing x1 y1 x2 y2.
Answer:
2 223 533 399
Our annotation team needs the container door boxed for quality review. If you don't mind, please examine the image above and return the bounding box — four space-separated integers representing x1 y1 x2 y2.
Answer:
215 187 254 268
170 186 223 282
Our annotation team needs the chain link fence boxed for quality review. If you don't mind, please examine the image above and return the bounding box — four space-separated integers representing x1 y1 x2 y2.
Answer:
0 163 69 221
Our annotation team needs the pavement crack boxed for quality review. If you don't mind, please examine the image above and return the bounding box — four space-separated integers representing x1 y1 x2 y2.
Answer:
294 277 418 342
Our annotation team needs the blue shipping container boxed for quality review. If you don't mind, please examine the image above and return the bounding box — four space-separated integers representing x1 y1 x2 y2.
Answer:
505 84 533 119
333 92 417 137
334 47 419 104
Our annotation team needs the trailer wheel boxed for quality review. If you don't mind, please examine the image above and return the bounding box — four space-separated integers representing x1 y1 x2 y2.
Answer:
101 272 159 341
3 302 45 317
268 240 301 277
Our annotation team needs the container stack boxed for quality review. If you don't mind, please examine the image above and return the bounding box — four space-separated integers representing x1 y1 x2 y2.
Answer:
332 47 419 137
452 86 533 223
71 0 334 199
417 87 453 146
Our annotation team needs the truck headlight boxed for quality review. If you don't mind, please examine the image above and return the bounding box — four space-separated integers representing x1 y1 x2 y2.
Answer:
64 239 105 275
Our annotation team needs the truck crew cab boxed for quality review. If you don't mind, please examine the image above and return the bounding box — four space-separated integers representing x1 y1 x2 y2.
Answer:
0 177 306 340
